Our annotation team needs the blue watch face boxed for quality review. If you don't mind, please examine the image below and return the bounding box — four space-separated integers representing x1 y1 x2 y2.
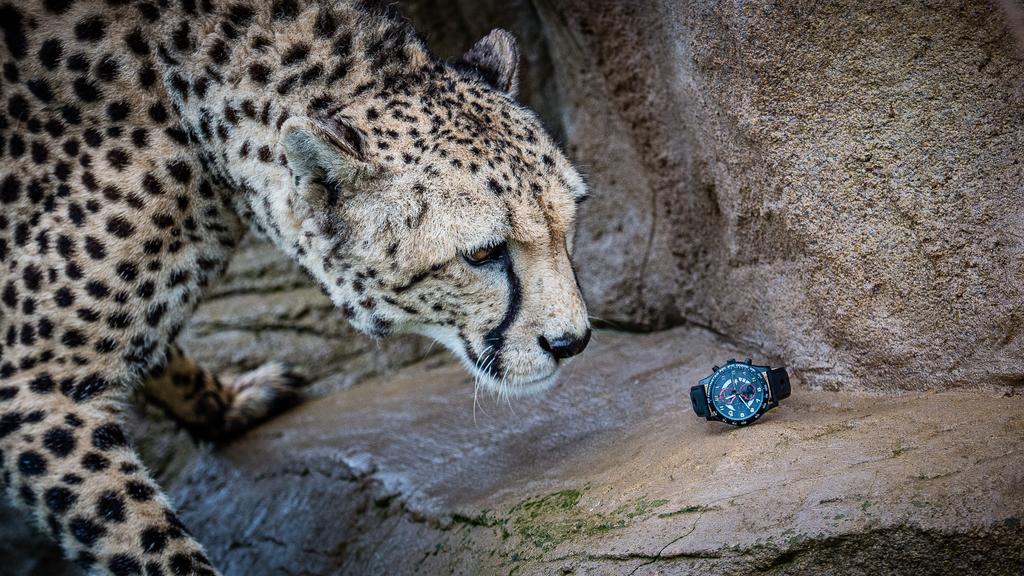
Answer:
709 364 767 423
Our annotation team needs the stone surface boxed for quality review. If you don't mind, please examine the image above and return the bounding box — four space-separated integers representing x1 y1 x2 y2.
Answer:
11 327 1022 575
147 328 1024 574
535 0 1024 391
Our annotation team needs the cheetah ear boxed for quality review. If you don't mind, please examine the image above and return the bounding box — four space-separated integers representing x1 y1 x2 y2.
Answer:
281 115 373 208
459 29 520 97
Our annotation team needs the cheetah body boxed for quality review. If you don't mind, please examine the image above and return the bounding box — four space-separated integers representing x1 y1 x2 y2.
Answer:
0 0 589 573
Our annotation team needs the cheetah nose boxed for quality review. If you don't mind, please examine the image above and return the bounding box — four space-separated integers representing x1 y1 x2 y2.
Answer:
538 329 591 360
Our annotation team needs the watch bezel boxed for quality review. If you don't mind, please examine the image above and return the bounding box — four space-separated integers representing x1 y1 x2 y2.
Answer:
700 360 779 426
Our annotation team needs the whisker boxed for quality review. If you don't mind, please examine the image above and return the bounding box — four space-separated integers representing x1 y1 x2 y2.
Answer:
472 345 495 424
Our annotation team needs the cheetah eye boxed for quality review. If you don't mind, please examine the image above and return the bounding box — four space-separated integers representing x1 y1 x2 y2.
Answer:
464 242 507 266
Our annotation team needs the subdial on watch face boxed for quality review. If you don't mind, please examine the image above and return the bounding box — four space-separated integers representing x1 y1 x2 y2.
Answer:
710 364 766 422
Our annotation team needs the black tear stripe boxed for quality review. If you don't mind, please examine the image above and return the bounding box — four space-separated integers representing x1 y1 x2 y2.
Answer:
481 251 521 379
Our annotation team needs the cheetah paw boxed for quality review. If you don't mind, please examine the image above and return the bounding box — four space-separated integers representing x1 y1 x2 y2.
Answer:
220 362 310 438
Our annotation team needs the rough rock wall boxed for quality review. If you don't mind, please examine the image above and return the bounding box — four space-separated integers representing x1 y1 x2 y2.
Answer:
394 0 1024 391
535 0 1024 391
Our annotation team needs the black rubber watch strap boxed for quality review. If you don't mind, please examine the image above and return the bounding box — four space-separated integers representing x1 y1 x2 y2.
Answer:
690 384 709 418
768 367 791 401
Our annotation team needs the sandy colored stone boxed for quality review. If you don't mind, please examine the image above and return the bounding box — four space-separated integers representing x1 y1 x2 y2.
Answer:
151 328 1023 575
536 0 1024 391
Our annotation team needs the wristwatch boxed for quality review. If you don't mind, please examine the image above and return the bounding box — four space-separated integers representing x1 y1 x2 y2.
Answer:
690 359 790 426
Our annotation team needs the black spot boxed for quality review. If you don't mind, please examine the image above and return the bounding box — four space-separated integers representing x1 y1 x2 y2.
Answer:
96 490 126 523
172 20 192 52
66 52 89 71
106 216 136 238
208 39 229 64
83 127 103 147
92 424 127 450
136 280 155 299
61 104 82 124
109 555 142 576
152 214 174 228
248 62 270 84
107 148 130 170
1 175 20 203
81 452 110 472
0 412 23 438
148 102 168 123
17 451 47 476
125 480 154 502
74 551 97 571
43 427 76 457
145 303 167 326
30 373 56 393
0 62 16 85
107 101 131 122
62 329 86 347
73 77 101 102
55 287 74 307
106 312 131 329
1 282 17 308
139 64 157 88
169 554 193 576
43 0 75 15
137 2 160 21
7 134 25 158
70 374 109 402
272 0 299 21
95 337 119 353
0 386 18 401
0 4 28 59
39 39 63 68
165 161 191 183
97 58 121 81
114 262 138 283
142 239 162 254
140 527 167 554
74 16 107 42
226 3 255 25
30 140 50 163
131 128 149 148
84 236 106 259
44 486 77 514
69 516 106 547
125 29 149 55
281 43 310 66
19 484 37 506
315 8 337 38
27 79 54 103
66 261 84 279
23 264 42 291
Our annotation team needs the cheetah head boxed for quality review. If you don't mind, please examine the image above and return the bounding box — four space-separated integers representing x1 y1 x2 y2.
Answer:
278 30 590 397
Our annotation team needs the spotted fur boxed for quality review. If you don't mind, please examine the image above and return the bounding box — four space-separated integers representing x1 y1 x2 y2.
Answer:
0 1 589 573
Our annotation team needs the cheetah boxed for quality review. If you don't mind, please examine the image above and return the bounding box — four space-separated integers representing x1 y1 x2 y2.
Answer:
0 0 590 573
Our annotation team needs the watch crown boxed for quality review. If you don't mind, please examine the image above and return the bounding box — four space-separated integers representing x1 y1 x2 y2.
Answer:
745 358 752 364
728 358 736 364
712 365 720 372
